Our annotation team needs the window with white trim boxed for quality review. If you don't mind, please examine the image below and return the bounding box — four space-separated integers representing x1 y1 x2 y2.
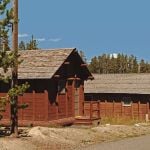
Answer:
122 97 132 106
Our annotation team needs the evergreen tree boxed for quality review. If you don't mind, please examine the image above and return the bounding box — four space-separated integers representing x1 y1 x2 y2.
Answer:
0 0 13 120
19 40 26 50
88 53 150 74
101 54 108 74
116 53 123 73
26 35 38 50
88 56 99 73
132 56 138 73
0 0 29 136
140 59 146 73
98 55 103 74
19 35 39 50
110 55 117 73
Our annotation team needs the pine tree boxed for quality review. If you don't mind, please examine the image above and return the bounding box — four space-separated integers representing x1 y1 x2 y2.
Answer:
0 0 13 120
140 59 146 73
132 56 138 73
19 35 39 51
0 0 29 137
109 55 117 73
88 56 99 73
19 41 26 50
89 53 150 74
26 35 38 50
98 56 103 74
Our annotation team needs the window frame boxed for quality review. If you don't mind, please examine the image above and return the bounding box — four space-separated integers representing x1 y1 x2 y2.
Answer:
122 96 132 106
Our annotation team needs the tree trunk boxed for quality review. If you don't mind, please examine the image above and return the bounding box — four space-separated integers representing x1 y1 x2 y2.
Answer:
11 0 18 137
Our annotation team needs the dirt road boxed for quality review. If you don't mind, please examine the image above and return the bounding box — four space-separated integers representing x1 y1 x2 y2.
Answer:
83 134 150 150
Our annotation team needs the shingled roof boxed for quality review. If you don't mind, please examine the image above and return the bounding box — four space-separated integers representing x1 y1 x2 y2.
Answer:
17 48 75 79
84 73 150 94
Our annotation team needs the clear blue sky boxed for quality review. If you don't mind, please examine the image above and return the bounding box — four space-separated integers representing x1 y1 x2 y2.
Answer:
19 0 150 61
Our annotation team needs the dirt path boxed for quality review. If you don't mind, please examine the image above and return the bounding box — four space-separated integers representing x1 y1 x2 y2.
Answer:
82 134 150 150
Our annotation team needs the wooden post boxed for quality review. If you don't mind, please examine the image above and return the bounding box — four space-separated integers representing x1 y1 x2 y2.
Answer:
32 91 35 121
72 80 75 117
83 101 85 116
113 100 115 117
145 101 150 122
105 100 107 117
138 100 140 120
44 90 49 121
131 101 133 119
56 94 59 119
79 84 82 116
20 96 23 121
90 101 93 119
99 100 101 118
98 100 100 118
147 102 149 114
121 101 124 117
65 83 68 117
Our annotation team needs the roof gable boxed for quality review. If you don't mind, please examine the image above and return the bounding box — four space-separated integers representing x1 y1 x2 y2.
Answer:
18 48 75 79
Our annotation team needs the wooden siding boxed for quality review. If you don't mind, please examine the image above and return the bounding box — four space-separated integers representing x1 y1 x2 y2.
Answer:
84 94 150 120
0 80 85 126
1 90 75 126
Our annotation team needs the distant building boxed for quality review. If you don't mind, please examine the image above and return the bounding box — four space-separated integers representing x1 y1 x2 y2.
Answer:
84 73 150 121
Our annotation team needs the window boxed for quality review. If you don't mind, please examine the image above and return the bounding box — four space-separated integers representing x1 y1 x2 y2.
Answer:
122 97 132 106
58 80 66 94
74 80 81 89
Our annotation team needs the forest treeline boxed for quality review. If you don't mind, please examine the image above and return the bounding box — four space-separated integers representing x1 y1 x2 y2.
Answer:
88 53 150 74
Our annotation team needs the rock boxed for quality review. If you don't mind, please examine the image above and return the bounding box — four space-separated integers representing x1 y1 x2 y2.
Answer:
134 124 140 127
105 124 110 126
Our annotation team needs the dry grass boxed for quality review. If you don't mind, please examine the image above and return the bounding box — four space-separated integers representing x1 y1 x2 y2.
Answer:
100 116 142 125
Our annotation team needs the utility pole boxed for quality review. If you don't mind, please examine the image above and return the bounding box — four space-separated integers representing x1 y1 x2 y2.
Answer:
11 0 19 136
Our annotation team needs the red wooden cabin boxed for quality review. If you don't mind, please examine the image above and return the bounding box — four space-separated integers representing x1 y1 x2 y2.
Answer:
84 74 150 121
0 48 92 126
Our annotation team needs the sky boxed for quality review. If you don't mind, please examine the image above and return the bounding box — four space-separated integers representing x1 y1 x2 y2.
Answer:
19 0 150 62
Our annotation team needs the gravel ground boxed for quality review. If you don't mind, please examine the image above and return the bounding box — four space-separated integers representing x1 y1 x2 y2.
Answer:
82 134 150 150
0 124 150 150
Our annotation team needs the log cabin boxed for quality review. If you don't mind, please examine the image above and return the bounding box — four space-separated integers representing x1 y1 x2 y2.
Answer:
84 73 150 121
0 48 93 126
